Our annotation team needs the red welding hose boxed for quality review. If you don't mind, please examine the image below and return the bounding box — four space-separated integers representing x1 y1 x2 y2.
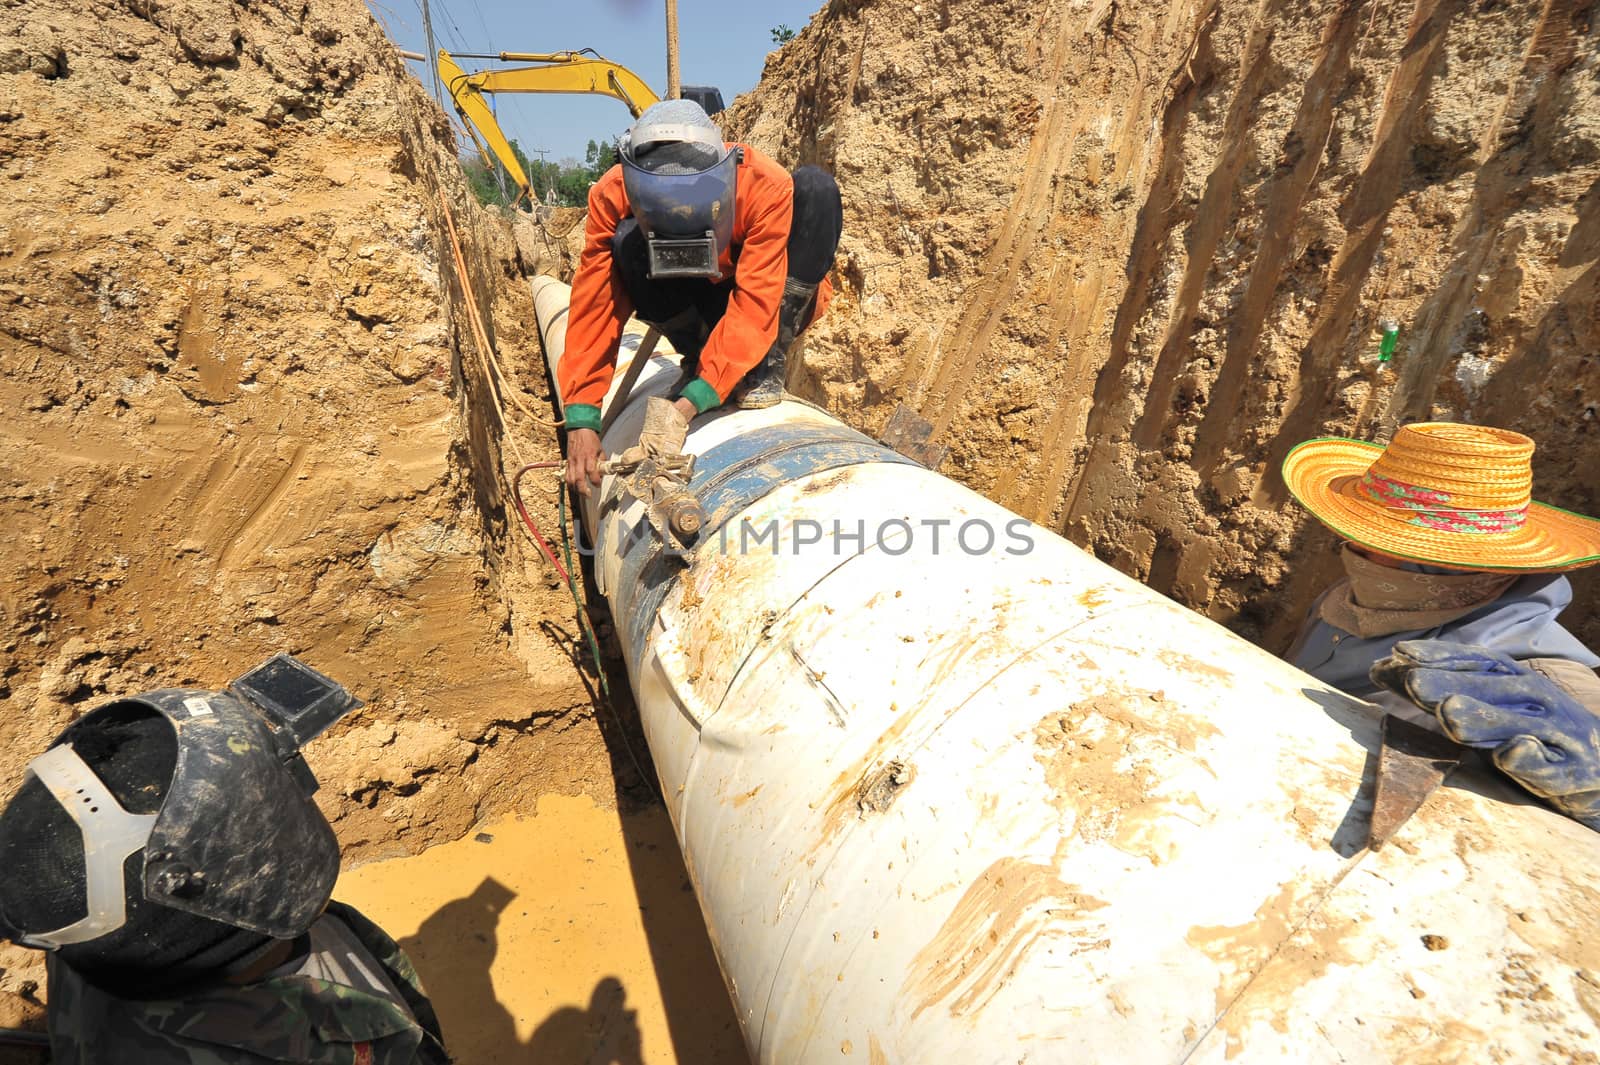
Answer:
510 460 663 799
511 463 570 585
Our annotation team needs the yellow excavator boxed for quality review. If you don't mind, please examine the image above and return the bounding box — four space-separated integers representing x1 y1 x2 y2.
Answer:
438 49 725 209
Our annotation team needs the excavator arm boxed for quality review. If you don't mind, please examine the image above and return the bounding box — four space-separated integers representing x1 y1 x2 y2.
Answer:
438 50 662 207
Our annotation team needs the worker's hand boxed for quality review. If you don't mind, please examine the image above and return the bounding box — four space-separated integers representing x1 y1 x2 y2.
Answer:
1369 640 1529 699
637 395 692 459
565 428 605 497
1371 640 1600 831
673 396 699 423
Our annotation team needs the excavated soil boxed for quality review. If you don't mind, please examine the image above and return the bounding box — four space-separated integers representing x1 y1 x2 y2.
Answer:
727 0 1600 651
0 0 645 1034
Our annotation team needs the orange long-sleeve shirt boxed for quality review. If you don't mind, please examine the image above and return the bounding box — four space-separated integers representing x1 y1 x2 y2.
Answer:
557 142 833 431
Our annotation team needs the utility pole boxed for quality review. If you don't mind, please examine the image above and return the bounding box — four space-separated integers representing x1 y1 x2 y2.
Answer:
533 148 553 203
665 0 681 100
420 0 444 107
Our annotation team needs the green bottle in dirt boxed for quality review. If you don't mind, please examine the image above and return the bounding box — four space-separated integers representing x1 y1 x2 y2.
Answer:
1378 321 1399 363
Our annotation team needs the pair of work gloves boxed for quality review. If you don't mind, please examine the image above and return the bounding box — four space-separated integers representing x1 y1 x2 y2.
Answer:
1370 640 1600 832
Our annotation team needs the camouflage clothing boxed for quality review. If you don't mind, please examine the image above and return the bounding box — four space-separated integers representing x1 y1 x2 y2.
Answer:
46 902 449 1065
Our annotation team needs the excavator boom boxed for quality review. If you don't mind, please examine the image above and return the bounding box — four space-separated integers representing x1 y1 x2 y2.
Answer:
438 49 663 207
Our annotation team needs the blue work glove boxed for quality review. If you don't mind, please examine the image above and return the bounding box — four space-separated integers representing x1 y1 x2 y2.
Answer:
1370 640 1600 832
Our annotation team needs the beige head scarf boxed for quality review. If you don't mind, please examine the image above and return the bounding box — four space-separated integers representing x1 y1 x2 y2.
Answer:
1317 545 1517 639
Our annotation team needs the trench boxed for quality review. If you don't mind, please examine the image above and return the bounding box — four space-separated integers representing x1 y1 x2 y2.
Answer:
264 45 766 1065
0 0 751 1058
331 195 752 1059
319 184 752 1065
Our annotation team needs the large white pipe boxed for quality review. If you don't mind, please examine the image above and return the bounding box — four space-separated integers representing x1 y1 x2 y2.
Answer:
533 276 1600 1063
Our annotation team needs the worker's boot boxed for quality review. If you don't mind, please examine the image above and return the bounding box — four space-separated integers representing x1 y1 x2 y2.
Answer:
733 278 818 410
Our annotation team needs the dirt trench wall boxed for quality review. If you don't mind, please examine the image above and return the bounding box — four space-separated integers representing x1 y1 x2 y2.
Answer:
728 0 1600 650
0 0 609 1022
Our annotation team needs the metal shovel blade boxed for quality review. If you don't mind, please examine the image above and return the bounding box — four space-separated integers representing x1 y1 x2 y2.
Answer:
1367 714 1465 850
879 403 949 469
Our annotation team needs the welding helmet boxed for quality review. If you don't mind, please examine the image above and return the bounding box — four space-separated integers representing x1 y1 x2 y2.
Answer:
0 655 360 988
619 99 739 280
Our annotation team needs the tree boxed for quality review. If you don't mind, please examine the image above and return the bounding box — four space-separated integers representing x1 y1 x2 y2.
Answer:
554 164 591 208
770 24 796 44
461 134 623 211
585 137 618 173
461 145 522 208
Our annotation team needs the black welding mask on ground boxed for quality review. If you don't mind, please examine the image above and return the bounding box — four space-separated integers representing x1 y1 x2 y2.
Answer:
0 655 360 988
619 99 739 281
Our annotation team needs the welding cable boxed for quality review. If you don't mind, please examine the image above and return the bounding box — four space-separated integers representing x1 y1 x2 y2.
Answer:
555 483 660 798
438 191 653 793
510 462 602 700
555 486 608 710
437 189 563 445
512 462 572 585
512 463 660 798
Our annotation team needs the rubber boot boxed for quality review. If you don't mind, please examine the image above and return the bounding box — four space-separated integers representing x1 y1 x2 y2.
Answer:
734 278 818 410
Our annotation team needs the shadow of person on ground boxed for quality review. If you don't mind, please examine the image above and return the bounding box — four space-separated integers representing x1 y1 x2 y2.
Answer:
392 875 674 1065
529 398 750 1062
606 805 750 1064
572 583 751 1063
526 976 644 1065
397 877 520 1061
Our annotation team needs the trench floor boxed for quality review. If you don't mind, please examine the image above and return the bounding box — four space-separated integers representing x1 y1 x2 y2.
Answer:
337 794 751 1065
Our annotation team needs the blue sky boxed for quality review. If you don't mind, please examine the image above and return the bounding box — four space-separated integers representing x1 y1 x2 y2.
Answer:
367 0 825 165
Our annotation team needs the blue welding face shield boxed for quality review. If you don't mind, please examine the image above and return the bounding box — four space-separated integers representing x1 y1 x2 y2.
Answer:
619 117 739 281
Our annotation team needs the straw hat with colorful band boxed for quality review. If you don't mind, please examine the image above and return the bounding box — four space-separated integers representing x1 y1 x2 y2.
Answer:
1282 422 1600 573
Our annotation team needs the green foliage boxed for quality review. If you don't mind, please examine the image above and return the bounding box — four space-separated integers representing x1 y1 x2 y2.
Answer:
461 138 527 208
462 156 505 207
585 137 618 172
770 23 796 44
461 134 622 210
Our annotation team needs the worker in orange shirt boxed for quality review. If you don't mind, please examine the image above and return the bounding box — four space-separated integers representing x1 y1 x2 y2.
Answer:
559 99 843 496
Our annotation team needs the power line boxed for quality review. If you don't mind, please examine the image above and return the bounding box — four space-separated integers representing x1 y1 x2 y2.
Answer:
430 0 473 52
531 147 554 203
417 0 443 106
465 0 493 52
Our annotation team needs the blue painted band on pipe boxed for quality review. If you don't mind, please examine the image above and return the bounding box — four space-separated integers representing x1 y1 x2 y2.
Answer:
607 423 890 598
598 421 882 564
613 422 917 671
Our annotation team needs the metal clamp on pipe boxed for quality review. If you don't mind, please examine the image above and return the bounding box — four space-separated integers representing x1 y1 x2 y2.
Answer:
601 396 703 554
